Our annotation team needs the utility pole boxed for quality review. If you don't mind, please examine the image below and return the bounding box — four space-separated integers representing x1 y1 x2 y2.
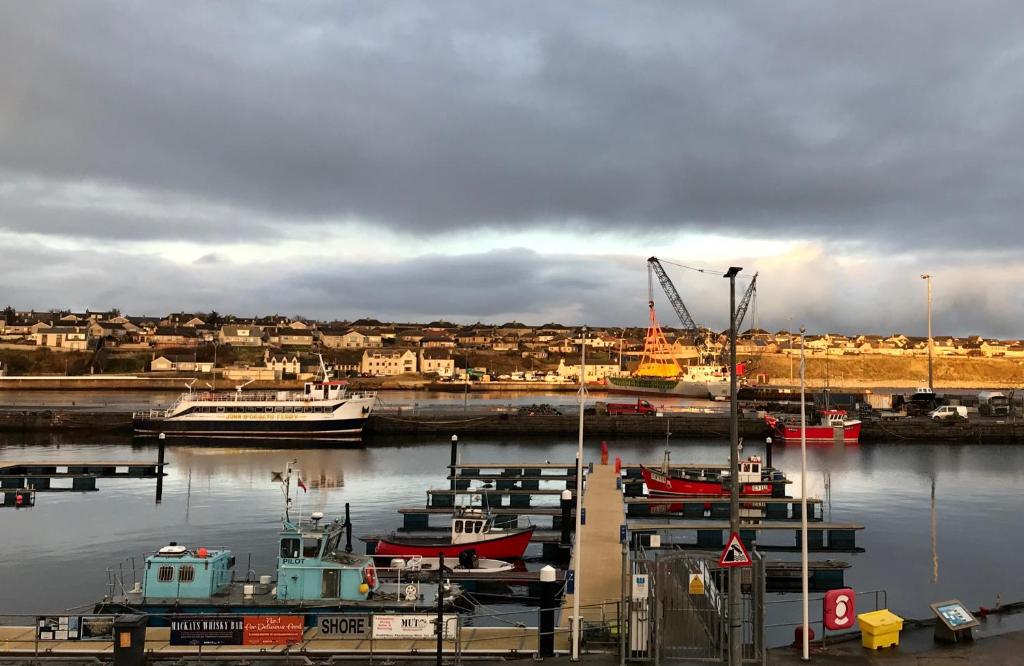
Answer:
921 274 933 391
571 326 587 661
724 267 742 666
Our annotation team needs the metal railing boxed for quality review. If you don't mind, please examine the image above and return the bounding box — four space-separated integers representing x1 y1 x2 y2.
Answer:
0 599 622 664
764 588 887 647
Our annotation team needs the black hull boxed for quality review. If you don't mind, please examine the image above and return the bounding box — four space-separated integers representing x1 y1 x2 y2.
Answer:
134 417 367 441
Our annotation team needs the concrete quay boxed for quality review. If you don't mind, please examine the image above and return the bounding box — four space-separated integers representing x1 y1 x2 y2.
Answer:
5 407 1024 443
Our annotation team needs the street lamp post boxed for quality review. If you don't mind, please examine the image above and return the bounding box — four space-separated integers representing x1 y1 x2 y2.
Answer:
571 326 587 661
724 267 742 666
921 274 933 391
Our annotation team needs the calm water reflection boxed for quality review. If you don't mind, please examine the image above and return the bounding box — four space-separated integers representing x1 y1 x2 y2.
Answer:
1 433 1022 639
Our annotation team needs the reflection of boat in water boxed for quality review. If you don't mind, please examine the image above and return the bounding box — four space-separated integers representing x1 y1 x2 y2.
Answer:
133 361 376 441
365 508 535 560
96 466 459 624
765 410 861 445
641 455 785 497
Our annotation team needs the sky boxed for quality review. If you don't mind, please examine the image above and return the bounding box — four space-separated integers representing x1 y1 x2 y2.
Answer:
2 1 1024 336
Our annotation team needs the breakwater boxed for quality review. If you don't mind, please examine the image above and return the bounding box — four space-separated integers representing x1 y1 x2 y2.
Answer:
4 408 1024 443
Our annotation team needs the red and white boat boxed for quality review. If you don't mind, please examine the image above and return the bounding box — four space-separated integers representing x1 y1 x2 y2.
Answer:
765 409 862 445
368 508 535 560
641 456 776 497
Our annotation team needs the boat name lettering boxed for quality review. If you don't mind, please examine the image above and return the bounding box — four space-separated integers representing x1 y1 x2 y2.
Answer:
282 558 305 565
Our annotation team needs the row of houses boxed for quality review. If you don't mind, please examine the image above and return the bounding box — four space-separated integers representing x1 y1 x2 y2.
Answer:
7 309 1024 360
151 349 456 380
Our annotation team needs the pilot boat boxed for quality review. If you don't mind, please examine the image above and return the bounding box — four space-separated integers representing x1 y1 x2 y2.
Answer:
765 409 862 445
365 508 535 560
95 466 460 624
641 455 783 497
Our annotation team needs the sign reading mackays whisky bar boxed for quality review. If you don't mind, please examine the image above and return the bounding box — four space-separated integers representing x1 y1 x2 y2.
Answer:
169 615 304 646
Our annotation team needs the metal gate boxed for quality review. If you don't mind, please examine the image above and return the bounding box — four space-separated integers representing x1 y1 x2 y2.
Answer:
626 551 765 664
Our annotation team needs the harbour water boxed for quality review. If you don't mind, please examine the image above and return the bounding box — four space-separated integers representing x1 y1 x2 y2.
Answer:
2 432 1023 644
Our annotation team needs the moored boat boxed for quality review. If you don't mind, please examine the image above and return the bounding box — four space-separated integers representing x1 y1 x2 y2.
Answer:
365 508 535 560
95 467 460 624
765 409 862 444
641 456 781 497
133 359 376 441
606 364 731 399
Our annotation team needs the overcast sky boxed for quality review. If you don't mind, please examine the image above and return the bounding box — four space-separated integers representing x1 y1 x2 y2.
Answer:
3 2 1023 336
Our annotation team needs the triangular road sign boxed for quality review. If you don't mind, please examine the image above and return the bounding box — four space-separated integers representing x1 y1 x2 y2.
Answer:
719 532 752 568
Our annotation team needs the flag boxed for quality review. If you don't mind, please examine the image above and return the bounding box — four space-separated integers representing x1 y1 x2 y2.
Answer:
297 478 307 493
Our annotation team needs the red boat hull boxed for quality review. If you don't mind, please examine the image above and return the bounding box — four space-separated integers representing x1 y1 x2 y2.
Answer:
767 419 861 444
641 466 773 497
371 526 535 560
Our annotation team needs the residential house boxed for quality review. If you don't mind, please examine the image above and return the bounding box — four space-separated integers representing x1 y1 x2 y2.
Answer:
278 329 315 347
89 321 129 342
398 330 426 345
360 349 417 376
219 325 265 347
419 349 455 377
152 326 200 347
34 326 93 350
265 353 301 378
555 358 621 381
420 332 456 349
492 340 520 352
150 355 214 373
326 329 384 349
161 313 207 327
455 331 494 348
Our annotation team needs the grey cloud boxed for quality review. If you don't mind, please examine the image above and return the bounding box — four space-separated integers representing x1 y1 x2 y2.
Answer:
3 2 1024 246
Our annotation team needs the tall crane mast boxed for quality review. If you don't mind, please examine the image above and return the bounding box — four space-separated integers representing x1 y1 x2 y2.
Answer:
647 257 701 343
733 273 758 333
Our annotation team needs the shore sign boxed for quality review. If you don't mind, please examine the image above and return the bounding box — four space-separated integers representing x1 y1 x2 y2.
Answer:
718 532 752 568
688 573 705 595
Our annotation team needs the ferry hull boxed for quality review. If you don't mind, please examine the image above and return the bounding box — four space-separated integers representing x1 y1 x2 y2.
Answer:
369 527 535 560
133 416 368 440
641 466 774 497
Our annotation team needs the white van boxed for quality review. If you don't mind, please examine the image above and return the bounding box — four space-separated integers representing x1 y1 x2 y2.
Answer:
929 405 968 421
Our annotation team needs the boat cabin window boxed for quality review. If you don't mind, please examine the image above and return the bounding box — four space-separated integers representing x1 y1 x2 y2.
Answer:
303 537 323 558
454 520 463 533
280 537 300 559
178 565 195 583
304 384 312 396
157 565 174 582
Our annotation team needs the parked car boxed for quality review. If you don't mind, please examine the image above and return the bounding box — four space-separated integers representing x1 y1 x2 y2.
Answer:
929 405 968 421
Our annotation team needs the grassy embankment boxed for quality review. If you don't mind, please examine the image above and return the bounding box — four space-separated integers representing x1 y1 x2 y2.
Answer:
746 353 1024 389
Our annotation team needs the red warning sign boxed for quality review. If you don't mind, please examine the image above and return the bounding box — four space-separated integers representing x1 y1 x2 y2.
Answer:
718 532 752 568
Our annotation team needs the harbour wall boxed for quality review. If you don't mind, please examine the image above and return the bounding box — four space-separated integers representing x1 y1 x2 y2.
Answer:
3 409 1024 443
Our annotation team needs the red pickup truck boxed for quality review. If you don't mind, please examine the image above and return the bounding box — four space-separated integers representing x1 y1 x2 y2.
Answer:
606 399 657 415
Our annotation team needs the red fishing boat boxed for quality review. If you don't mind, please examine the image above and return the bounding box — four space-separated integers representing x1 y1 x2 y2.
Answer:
368 508 535 560
765 409 861 445
641 456 776 497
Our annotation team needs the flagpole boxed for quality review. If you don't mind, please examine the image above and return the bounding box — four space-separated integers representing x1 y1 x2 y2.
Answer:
800 327 809 661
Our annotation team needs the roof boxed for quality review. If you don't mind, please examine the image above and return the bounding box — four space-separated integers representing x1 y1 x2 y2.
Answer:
154 326 199 337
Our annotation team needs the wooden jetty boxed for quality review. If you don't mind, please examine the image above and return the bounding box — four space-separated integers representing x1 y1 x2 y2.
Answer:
558 463 625 640
627 520 864 550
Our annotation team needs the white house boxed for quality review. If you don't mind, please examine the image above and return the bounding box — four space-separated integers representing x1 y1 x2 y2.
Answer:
555 358 622 381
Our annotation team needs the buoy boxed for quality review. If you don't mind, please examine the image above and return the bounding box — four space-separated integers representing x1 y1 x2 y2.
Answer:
600 441 609 465
197 547 208 558
15 494 24 506
359 583 370 595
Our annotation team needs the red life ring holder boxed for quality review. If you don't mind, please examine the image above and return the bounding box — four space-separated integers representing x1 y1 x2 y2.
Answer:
363 564 377 588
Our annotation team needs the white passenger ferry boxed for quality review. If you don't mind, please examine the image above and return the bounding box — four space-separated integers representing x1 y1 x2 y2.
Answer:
133 368 376 441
